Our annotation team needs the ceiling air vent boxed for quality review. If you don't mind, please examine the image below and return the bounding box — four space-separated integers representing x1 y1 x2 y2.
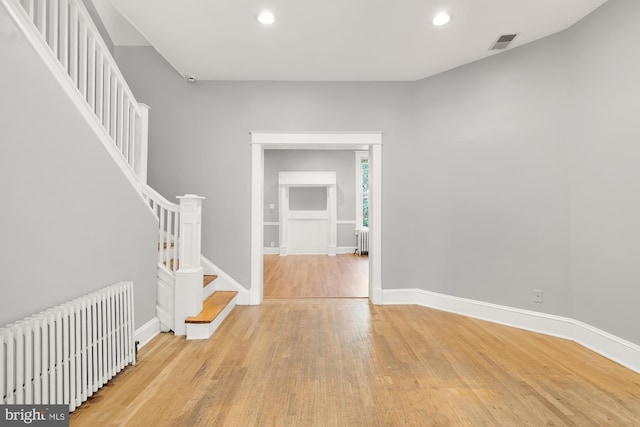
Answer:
490 34 518 50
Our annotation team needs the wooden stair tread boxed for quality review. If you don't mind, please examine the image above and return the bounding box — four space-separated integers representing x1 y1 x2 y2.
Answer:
203 275 218 287
158 242 176 250
185 291 238 324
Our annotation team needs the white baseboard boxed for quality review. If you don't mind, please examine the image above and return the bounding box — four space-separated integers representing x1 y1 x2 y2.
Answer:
262 247 356 255
383 288 640 374
135 317 161 350
337 246 357 254
200 255 250 305
571 320 640 374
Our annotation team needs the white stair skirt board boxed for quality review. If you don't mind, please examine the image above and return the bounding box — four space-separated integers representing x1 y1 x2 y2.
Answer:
200 255 250 305
186 294 238 340
156 263 175 331
383 288 640 374
135 317 161 350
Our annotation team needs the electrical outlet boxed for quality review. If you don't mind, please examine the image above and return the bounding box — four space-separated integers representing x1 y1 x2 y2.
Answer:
270 242 275 247
269 203 275 209
533 289 543 303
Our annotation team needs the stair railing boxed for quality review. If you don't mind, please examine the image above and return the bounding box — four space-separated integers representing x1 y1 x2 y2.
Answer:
141 185 180 273
4 0 149 184
4 0 205 335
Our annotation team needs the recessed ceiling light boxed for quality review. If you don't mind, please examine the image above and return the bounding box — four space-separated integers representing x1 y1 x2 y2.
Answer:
257 11 275 25
432 12 451 26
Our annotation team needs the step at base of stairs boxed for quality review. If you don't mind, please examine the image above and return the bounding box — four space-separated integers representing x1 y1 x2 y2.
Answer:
185 291 238 340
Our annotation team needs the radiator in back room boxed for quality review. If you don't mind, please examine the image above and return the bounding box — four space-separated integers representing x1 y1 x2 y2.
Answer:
357 228 369 256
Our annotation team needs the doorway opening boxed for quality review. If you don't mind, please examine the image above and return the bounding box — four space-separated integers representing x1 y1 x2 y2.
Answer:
263 162 367 298
250 132 382 305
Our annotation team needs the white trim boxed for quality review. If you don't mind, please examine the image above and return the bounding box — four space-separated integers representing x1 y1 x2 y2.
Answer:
571 320 640 375
266 220 356 226
368 144 382 304
251 132 382 146
337 246 358 254
279 171 336 186
134 317 161 350
200 255 251 305
251 132 382 305
250 143 264 305
264 246 355 255
382 288 640 374
278 171 337 257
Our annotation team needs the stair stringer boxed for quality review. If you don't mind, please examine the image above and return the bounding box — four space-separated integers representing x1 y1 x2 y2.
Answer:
200 255 250 305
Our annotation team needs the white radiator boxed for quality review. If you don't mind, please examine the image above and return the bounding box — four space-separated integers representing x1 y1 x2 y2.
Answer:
0 282 136 412
357 228 369 256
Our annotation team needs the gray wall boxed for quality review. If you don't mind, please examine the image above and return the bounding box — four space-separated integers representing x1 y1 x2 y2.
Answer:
411 29 572 316
566 0 640 344
0 7 157 328
114 0 640 345
115 45 413 288
263 150 357 248
289 187 327 211
83 0 114 54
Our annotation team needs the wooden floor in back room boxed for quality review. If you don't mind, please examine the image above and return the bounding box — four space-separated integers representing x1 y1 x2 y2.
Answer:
263 253 369 298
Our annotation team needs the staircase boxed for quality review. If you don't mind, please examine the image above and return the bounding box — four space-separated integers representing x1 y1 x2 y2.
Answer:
1 0 238 340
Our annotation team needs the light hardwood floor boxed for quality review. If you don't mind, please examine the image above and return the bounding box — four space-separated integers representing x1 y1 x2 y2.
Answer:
264 254 368 298
70 300 640 426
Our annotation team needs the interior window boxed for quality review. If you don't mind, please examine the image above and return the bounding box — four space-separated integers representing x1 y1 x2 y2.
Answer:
355 151 369 229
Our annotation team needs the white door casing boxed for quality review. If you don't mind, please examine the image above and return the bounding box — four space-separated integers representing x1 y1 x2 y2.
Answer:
250 132 383 305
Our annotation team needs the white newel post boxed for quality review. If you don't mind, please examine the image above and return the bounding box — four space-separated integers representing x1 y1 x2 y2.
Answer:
134 103 150 185
174 194 205 336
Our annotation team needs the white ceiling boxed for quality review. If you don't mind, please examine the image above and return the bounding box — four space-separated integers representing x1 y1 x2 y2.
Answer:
101 0 608 81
